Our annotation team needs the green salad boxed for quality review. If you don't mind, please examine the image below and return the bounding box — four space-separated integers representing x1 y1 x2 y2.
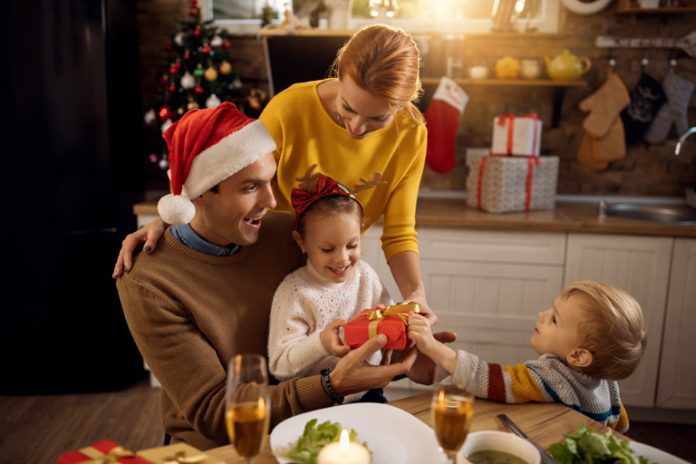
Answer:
285 419 370 464
548 423 654 464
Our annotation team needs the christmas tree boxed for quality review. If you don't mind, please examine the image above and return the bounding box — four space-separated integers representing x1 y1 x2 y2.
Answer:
144 0 263 174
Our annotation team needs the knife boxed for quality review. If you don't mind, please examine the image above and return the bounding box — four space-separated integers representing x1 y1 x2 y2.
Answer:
496 414 558 464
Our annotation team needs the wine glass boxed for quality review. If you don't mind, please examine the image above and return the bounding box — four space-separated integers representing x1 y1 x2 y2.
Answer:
225 353 270 464
431 381 475 463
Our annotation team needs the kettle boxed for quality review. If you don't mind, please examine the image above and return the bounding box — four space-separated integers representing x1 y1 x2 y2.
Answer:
545 49 591 80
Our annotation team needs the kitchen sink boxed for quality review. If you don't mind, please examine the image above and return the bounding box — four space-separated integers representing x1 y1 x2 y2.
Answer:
603 202 696 225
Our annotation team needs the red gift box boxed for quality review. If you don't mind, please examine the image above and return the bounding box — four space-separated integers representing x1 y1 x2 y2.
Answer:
343 302 420 351
58 439 151 464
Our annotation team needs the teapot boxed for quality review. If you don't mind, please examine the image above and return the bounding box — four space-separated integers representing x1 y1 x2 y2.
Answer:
545 49 591 80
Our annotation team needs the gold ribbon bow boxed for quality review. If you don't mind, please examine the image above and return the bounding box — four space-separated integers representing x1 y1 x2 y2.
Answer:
163 450 208 464
366 302 420 339
79 445 134 463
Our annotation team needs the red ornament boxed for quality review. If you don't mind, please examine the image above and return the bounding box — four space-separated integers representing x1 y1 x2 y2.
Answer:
158 105 171 121
194 85 204 94
190 7 198 17
222 40 230 49
169 83 176 92
184 50 190 60
194 27 201 37
202 46 211 54
169 64 177 75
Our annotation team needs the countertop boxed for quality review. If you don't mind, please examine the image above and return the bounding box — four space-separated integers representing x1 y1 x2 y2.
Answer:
133 197 696 238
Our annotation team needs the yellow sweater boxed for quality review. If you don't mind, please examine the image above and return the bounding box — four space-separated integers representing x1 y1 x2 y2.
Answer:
260 79 427 261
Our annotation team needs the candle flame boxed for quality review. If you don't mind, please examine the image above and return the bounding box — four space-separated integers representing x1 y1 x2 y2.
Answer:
339 428 350 452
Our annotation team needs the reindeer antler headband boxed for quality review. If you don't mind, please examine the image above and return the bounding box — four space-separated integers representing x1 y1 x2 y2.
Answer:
290 164 386 221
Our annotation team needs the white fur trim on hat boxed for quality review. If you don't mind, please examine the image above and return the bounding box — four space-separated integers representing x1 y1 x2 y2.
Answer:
158 193 196 225
182 119 276 199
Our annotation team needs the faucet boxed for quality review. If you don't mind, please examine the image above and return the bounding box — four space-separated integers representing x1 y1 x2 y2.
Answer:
675 127 696 156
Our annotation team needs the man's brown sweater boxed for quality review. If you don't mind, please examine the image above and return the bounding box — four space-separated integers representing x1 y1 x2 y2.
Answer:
116 212 334 450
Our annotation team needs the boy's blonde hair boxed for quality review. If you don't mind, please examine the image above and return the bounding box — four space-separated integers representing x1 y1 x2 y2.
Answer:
562 281 647 380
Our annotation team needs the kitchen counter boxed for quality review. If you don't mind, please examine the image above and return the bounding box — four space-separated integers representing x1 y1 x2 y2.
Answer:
133 197 696 238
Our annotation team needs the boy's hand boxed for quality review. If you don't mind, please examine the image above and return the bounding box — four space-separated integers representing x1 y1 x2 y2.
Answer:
408 312 436 354
320 319 350 357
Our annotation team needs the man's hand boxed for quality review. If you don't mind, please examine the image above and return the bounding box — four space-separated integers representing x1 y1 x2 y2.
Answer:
406 331 456 386
329 334 417 396
112 218 167 278
320 319 350 357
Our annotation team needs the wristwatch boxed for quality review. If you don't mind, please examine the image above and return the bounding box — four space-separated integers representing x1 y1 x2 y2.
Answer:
320 367 344 404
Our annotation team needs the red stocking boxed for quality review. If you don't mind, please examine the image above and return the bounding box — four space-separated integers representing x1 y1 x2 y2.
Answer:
425 77 468 173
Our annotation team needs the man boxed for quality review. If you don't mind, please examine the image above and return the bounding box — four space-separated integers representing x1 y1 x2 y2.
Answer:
116 103 443 450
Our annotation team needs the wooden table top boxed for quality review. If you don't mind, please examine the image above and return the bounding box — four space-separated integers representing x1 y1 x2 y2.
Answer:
206 391 613 463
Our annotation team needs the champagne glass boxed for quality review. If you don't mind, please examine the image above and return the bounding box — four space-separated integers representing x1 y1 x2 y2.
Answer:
431 381 474 463
225 353 270 464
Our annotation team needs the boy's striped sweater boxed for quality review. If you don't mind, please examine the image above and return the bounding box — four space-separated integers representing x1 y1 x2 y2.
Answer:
452 352 629 432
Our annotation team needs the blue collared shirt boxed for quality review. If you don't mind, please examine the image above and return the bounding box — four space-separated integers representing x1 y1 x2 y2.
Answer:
171 223 241 256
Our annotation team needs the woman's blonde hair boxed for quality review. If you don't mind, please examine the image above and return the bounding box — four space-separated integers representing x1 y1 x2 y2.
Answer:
562 281 647 380
332 24 424 124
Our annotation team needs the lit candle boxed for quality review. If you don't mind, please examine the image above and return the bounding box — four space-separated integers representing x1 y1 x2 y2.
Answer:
317 429 371 464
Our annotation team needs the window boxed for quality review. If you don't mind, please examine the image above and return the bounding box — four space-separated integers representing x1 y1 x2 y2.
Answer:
208 0 559 34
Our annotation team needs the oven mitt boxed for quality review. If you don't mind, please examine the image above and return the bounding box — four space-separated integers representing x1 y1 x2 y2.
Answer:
621 72 667 146
579 71 630 139
645 70 695 144
592 116 626 162
577 133 609 171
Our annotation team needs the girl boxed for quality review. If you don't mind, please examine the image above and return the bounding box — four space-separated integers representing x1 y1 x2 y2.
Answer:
268 169 391 403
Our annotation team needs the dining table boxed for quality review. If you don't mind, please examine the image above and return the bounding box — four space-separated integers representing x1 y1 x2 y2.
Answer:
204 391 616 463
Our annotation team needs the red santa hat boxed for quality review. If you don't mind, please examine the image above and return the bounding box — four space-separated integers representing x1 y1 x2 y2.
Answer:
157 102 276 224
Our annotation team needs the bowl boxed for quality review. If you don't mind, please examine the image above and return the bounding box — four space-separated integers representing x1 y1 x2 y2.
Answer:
460 431 541 464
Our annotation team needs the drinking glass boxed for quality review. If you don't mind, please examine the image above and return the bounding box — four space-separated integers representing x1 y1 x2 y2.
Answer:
225 353 270 464
431 382 475 463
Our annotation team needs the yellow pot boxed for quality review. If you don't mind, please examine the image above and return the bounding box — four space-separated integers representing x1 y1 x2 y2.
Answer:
495 56 520 79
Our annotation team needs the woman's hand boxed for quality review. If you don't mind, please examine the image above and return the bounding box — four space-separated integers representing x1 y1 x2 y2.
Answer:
112 218 167 278
320 319 350 357
404 293 437 325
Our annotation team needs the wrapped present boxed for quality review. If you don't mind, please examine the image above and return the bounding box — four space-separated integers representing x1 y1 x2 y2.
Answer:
137 443 224 464
57 439 150 464
466 149 558 213
343 302 420 351
491 113 543 156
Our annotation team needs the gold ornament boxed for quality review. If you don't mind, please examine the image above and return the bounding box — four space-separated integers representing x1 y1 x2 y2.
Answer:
187 100 199 110
219 61 232 75
204 66 218 82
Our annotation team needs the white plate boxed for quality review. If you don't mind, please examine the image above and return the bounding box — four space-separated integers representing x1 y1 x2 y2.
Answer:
270 403 448 464
630 441 689 464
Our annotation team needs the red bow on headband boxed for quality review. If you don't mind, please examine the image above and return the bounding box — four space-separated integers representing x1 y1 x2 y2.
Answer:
291 174 358 220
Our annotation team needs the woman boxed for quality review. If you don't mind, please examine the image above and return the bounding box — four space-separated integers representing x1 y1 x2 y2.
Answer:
114 24 435 320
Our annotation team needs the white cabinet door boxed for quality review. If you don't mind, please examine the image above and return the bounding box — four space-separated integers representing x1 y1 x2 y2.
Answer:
360 225 401 301
565 233 673 407
657 238 696 410
420 229 565 366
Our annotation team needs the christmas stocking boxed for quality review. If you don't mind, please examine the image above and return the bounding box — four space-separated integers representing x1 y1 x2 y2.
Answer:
425 77 469 173
645 70 695 144
579 71 630 138
621 72 667 146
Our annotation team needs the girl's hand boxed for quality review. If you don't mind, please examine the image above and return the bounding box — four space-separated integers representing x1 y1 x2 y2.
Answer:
320 319 350 357
408 312 436 354
112 218 167 278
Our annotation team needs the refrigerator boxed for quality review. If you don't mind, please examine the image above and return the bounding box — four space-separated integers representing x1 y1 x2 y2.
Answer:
3 0 146 393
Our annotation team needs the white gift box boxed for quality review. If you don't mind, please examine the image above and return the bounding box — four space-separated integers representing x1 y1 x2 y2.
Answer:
466 149 558 213
491 114 543 156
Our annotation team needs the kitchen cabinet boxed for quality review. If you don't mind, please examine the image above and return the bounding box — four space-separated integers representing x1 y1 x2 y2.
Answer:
657 238 696 410
564 233 672 408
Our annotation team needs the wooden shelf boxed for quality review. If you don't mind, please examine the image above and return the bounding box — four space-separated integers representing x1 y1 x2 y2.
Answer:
421 77 587 87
